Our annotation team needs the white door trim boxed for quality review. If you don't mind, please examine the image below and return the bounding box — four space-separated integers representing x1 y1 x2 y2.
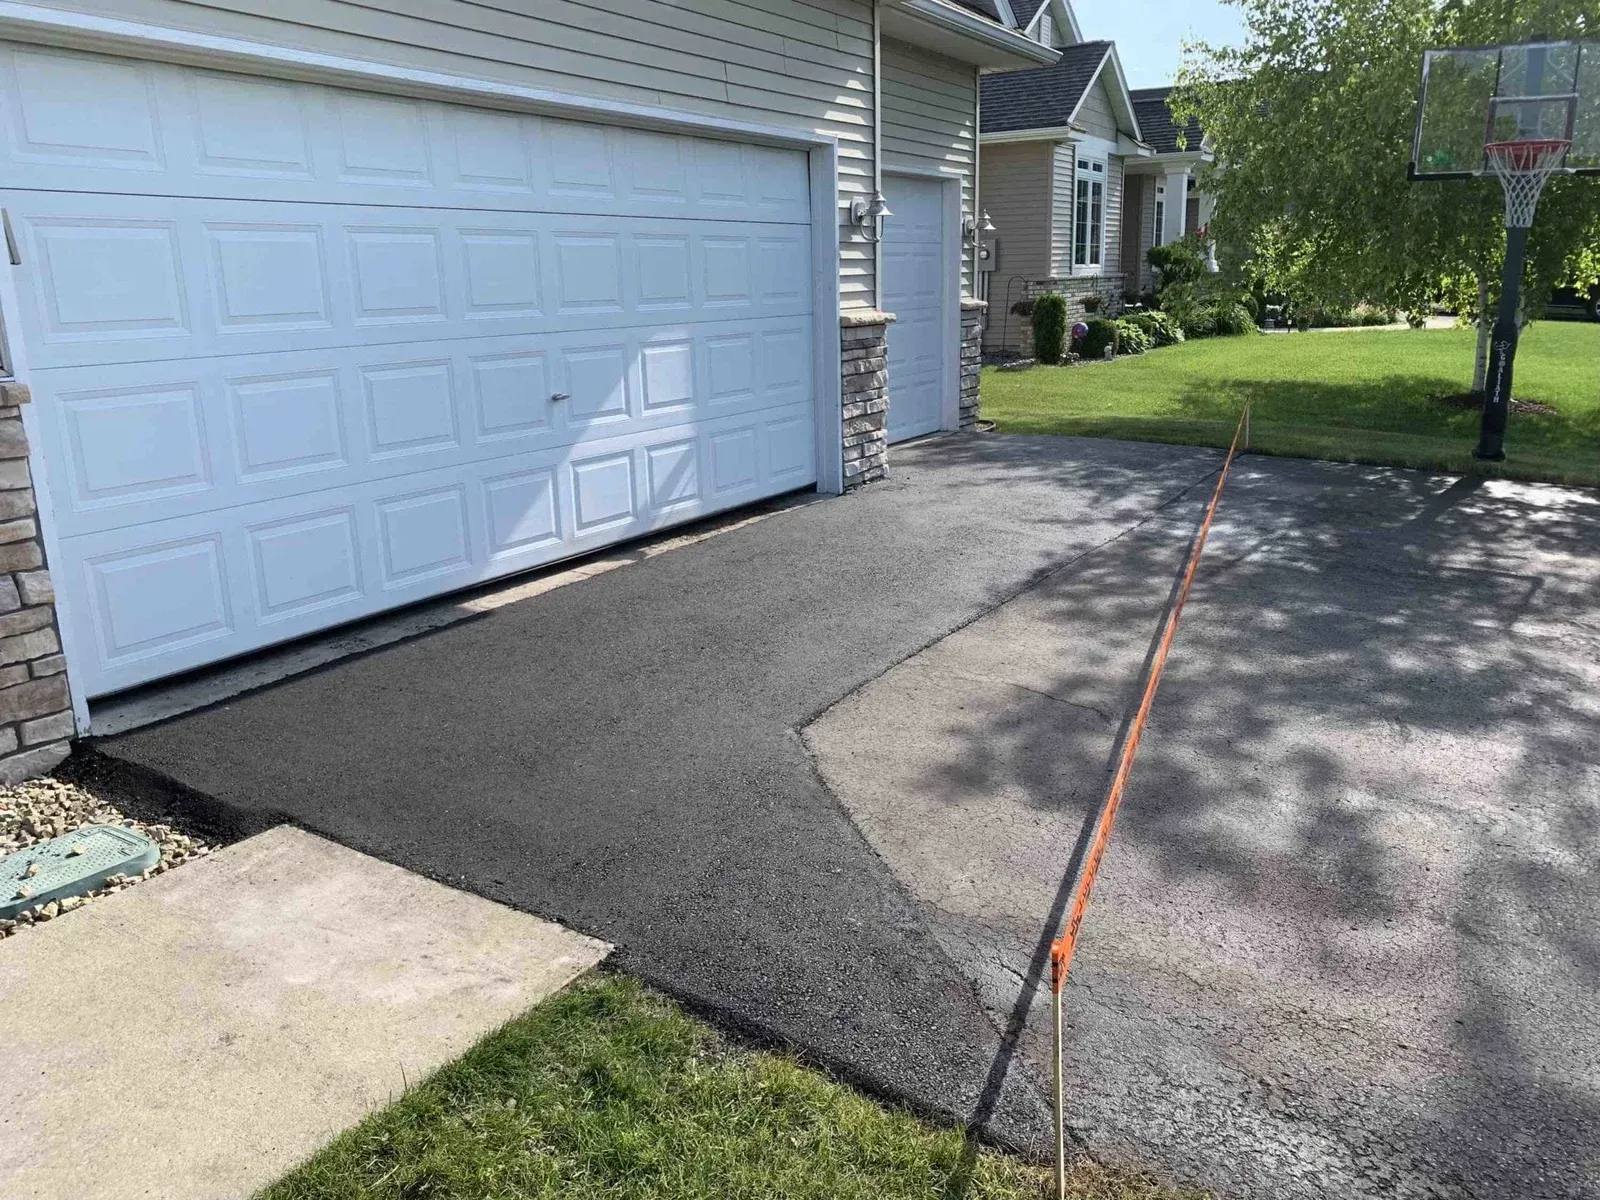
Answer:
883 168 961 435
0 12 848 717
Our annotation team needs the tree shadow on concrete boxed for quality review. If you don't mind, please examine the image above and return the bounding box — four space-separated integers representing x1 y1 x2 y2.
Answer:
891 443 1600 1197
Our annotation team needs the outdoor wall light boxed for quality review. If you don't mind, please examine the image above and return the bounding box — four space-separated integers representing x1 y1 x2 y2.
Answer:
849 192 892 243
963 209 996 242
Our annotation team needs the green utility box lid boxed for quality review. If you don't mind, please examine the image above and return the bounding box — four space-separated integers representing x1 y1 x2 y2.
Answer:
1 824 160 919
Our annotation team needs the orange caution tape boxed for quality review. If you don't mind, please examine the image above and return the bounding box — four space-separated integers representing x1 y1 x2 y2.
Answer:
1050 406 1249 994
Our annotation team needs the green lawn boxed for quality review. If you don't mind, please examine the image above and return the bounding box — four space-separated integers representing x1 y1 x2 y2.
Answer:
260 974 1202 1200
981 321 1600 487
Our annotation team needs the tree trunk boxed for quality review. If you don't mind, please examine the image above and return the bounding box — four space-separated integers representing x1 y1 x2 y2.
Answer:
1472 273 1491 393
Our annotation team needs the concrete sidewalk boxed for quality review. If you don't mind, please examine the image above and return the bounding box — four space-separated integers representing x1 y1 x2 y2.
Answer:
0 826 608 1200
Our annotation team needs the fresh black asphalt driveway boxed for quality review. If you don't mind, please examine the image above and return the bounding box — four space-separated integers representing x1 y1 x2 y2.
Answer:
97 435 1600 1198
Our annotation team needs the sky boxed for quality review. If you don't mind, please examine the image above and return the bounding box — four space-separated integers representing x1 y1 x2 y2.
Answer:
1074 0 1248 88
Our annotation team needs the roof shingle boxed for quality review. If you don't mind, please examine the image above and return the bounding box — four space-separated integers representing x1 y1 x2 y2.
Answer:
1129 86 1205 155
948 0 1009 23
1008 0 1049 26
979 41 1112 134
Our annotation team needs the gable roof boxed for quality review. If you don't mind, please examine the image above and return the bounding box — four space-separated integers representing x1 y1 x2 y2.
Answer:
1129 86 1206 155
980 40 1124 134
1009 0 1048 24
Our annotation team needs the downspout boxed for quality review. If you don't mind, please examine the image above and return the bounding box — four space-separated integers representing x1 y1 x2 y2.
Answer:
873 0 883 310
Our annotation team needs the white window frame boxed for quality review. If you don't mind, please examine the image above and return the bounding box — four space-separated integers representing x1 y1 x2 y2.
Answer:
1154 183 1166 248
1073 155 1107 273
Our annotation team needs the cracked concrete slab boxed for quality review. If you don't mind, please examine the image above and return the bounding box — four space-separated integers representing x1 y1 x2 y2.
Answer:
808 458 1600 1200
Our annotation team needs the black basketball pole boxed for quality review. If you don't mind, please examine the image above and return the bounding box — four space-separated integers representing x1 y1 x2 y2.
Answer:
1476 224 1528 462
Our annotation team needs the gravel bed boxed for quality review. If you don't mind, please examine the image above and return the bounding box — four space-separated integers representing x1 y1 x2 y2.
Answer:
1 776 216 939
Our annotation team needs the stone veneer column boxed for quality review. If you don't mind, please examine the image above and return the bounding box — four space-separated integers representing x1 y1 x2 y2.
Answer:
959 299 985 430
0 386 76 784
840 309 894 488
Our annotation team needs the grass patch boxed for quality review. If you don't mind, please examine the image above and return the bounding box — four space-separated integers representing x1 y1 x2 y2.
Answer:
260 974 1201 1200
981 322 1600 487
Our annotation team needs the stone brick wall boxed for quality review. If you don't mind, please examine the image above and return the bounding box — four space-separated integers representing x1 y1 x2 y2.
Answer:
959 299 984 430
0 387 75 785
840 311 892 488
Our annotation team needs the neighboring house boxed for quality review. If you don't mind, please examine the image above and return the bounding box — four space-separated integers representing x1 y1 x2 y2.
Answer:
1128 85 1215 290
0 0 1055 781
974 1 1214 350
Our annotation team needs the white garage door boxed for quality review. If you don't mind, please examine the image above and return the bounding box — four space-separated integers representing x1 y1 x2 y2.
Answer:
0 44 818 698
881 176 948 443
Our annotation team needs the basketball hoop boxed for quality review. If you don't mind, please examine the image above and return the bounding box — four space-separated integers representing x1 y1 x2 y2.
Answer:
1485 137 1571 227
1410 41 1598 463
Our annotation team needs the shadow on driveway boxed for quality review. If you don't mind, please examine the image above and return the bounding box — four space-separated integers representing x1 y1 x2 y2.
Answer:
810 451 1600 1199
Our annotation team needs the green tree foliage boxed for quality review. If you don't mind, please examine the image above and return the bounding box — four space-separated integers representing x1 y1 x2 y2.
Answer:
1147 235 1211 297
1174 0 1600 384
1032 292 1068 364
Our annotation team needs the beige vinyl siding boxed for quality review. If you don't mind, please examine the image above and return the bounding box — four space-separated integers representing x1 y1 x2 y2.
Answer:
978 141 1052 285
1104 155 1124 276
1050 141 1074 277
1074 75 1119 142
880 38 975 296
1138 175 1158 288
26 0 880 306
1119 173 1145 277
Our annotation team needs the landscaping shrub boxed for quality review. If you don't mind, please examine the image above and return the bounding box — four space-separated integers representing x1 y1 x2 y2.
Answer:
1075 317 1118 359
1209 302 1260 337
1112 318 1154 355
1124 310 1184 347
1147 235 1209 298
1031 292 1068 364
1296 305 1401 328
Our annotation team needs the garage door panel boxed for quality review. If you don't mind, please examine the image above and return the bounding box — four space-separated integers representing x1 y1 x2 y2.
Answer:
6 194 811 369
35 314 812 540
9 42 817 700
0 45 811 224
57 400 816 694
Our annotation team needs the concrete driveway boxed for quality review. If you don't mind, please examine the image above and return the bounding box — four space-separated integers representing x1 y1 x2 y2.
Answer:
97 435 1600 1198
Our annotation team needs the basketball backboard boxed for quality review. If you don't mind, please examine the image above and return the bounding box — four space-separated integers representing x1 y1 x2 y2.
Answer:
1411 40 1600 179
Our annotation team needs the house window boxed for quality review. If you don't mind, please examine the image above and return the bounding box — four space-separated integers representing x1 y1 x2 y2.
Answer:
1154 185 1165 247
1074 158 1105 269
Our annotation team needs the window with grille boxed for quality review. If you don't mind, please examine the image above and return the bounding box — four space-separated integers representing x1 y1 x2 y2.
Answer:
1074 157 1105 269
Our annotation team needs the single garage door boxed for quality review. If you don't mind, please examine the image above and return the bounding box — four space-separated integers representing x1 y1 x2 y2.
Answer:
881 175 947 443
0 44 818 698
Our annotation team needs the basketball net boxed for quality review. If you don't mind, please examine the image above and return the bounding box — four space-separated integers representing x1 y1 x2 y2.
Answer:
1485 138 1571 228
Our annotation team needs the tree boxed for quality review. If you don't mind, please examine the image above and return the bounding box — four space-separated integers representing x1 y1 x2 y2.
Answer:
1174 0 1600 392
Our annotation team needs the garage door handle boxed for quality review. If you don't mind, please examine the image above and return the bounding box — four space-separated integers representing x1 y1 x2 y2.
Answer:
550 392 570 402
1 210 18 266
